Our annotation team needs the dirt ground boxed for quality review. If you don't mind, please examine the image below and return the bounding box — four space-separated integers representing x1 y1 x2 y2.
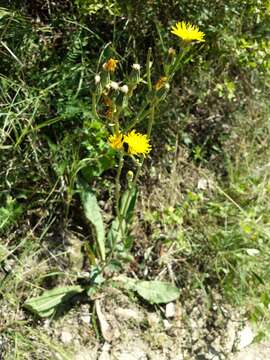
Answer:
21 287 269 360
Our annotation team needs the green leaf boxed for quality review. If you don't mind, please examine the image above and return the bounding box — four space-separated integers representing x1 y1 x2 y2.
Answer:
134 280 180 304
80 183 106 261
120 187 137 224
107 187 137 246
117 277 180 304
24 285 83 318
107 217 123 246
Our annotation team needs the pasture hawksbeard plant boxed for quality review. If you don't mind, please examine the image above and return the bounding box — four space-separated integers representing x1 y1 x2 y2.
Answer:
171 21 205 43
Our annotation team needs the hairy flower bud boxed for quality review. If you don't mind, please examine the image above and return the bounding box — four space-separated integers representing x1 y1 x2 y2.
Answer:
110 81 119 90
95 74 101 85
120 85 129 94
126 170 134 181
132 63 141 71
168 47 176 56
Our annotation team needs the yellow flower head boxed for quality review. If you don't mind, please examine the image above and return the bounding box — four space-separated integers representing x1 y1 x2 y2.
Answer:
155 76 168 91
108 132 123 150
123 130 151 156
103 58 119 72
171 21 205 43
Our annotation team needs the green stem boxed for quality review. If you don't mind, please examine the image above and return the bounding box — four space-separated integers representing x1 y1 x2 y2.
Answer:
168 45 190 81
147 102 155 137
92 92 99 119
126 104 150 132
146 47 152 91
115 153 124 218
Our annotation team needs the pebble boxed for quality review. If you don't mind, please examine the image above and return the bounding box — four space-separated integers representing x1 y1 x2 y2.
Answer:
114 308 144 322
165 302 176 318
60 329 73 344
81 313 91 324
237 324 254 350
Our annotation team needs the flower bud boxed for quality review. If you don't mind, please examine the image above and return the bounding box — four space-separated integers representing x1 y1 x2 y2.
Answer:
132 63 141 71
110 81 119 90
127 170 134 182
165 83 170 90
120 85 129 94
168 47 176 56
95 74 101 85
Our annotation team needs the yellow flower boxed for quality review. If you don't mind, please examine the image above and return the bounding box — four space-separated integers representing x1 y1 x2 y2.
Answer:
108 132 123 150
155 76 168 91
103 58 119 72
171 21 205 43
123 130 151 156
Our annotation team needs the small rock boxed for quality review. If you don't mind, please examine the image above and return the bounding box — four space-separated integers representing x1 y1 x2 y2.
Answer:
114 308 144 323
197 178 208 190
147 313 160 327
116 350 147 360
60 329 73 344
238 324 254 350
99 343 111 360
81 313 91 324
170 352 184 360
43 319 51 329
163 319 172 330
165 303 176 318
149 352 167 360
224 320 236 353
75 347 98 360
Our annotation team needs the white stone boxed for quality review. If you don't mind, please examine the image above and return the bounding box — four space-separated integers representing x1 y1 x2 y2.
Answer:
114 308 143 322
117 350 147 360
147 313 160 327
170 352 184 360
165 302 176 318
224 320 236 353
163 319 171 330
81 313 91 324
99 343 111 360
60 329 73 344
238 324 254 350
197 178 208 190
